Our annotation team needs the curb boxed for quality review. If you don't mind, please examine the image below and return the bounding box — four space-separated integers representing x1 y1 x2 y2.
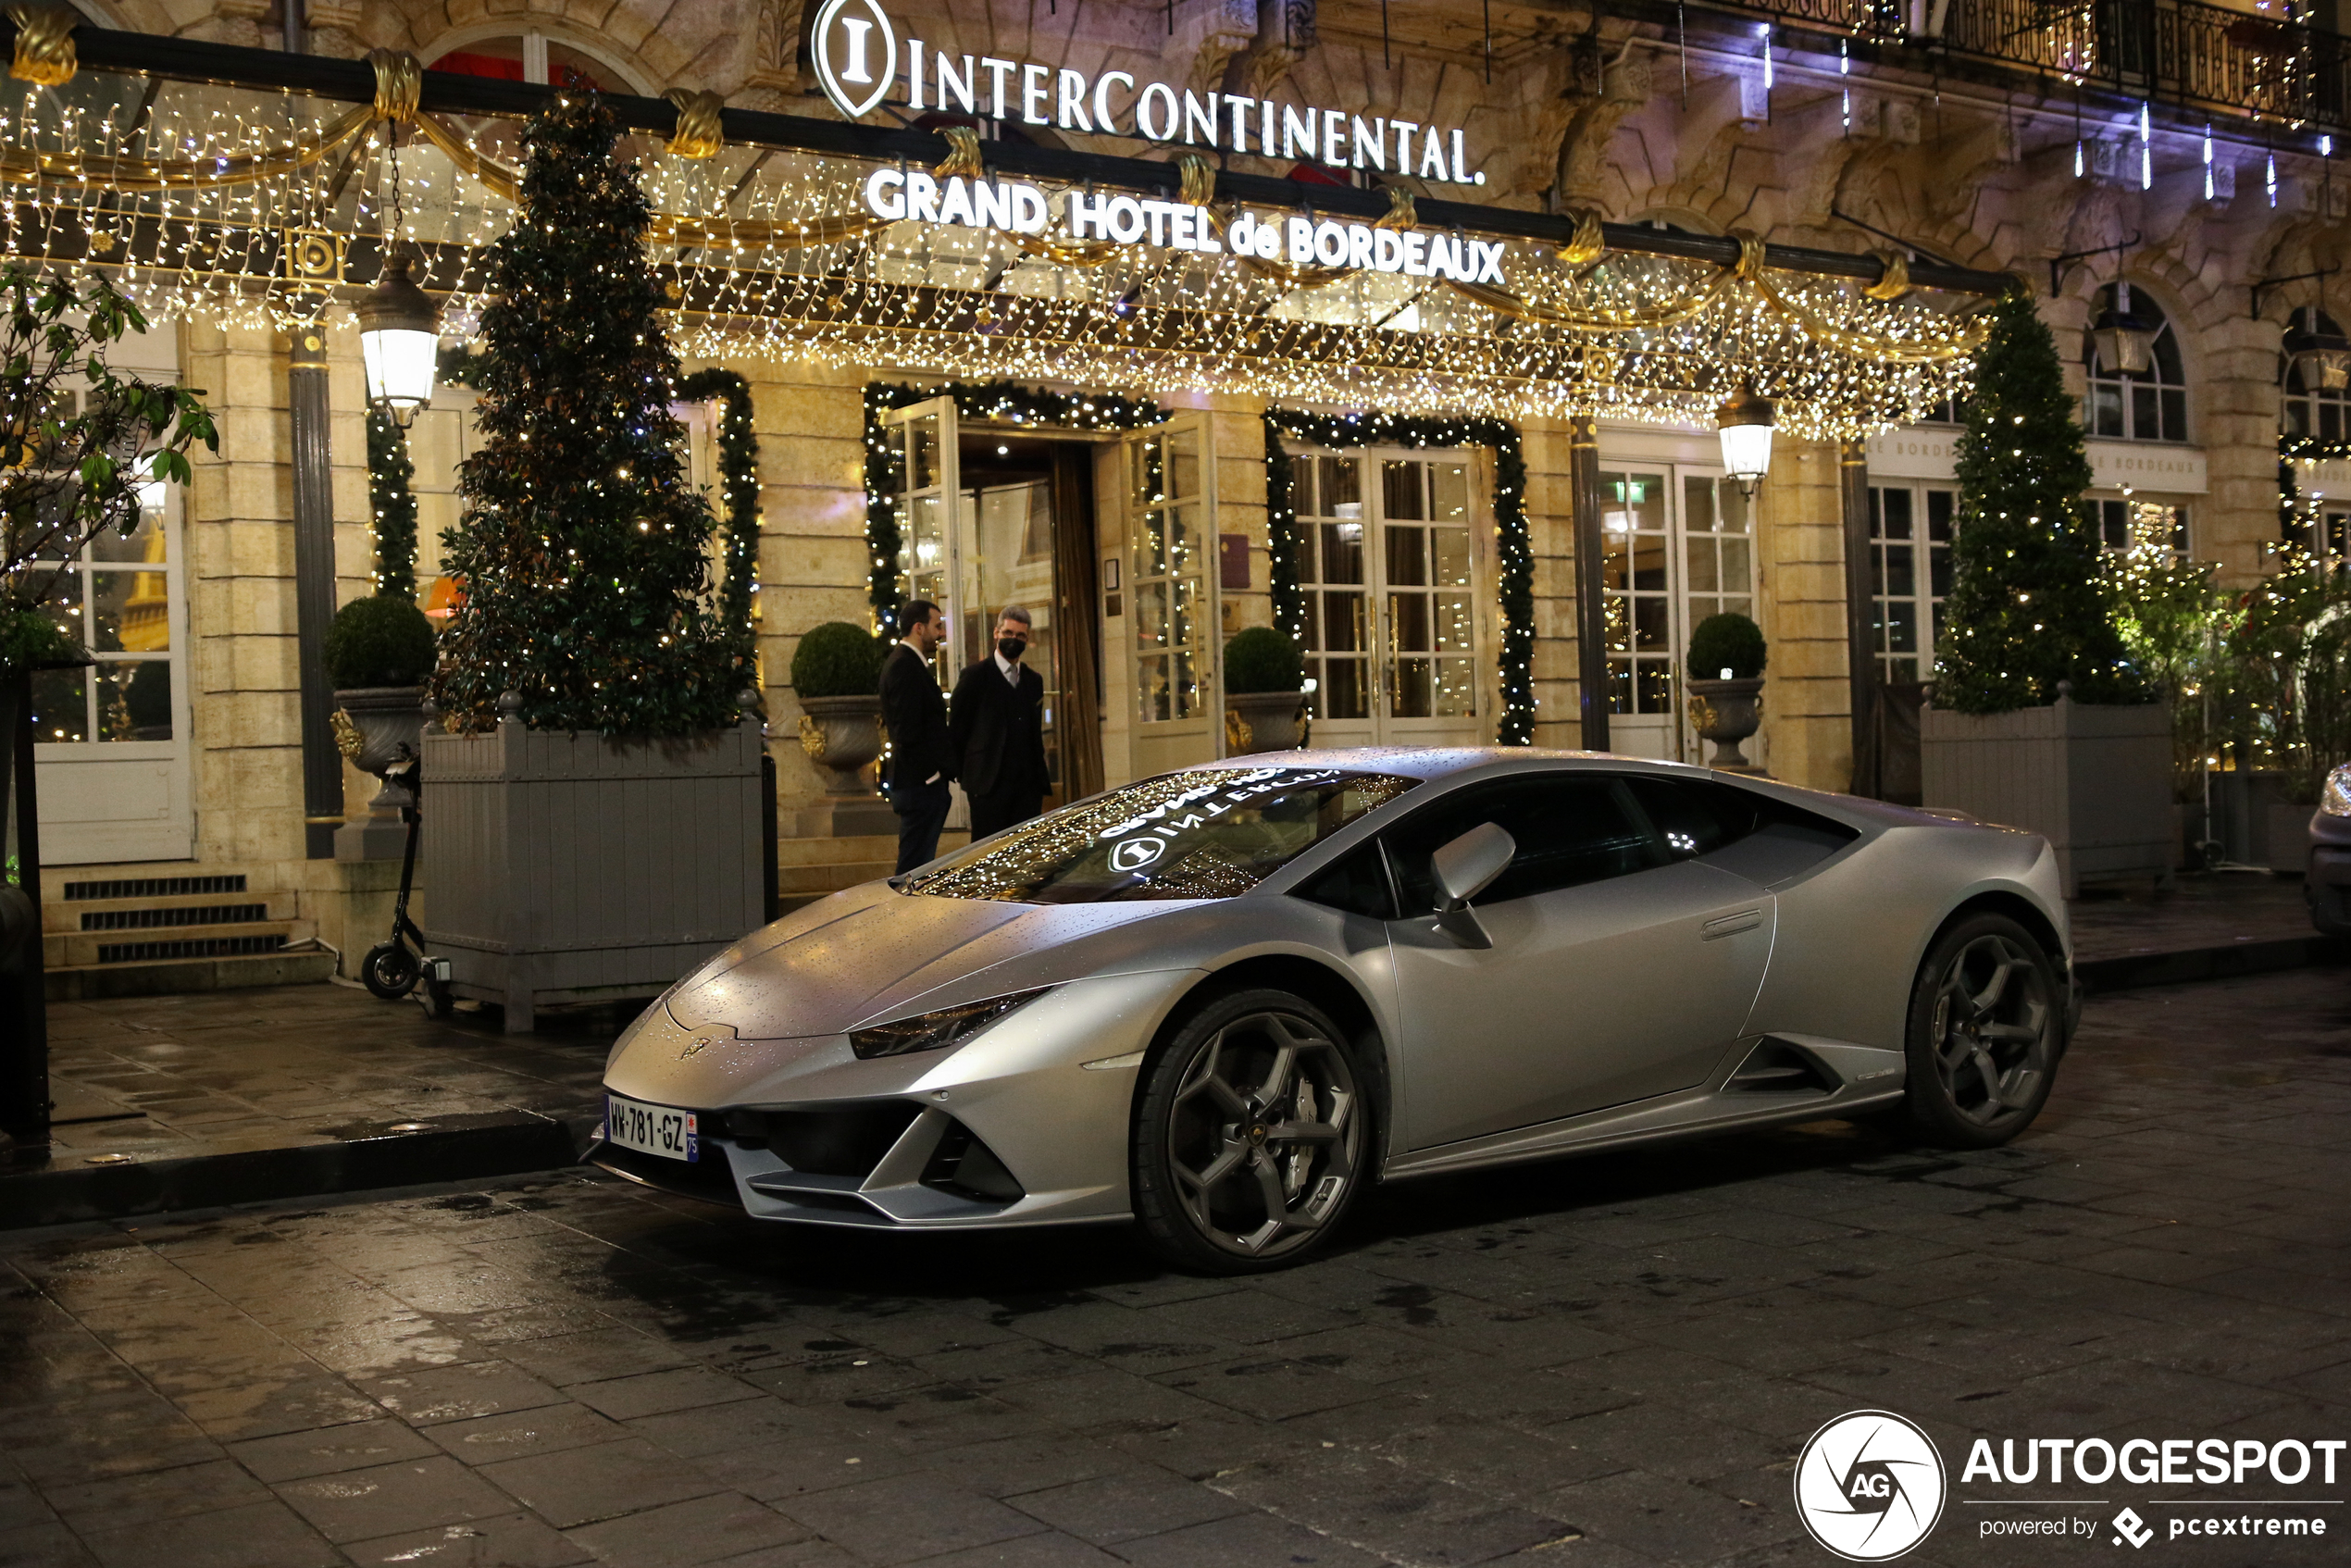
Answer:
0 1111 579 1230
2077 933 2349 994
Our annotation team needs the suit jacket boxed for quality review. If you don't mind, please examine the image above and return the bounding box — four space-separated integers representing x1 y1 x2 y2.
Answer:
950 655 1049 800
878 642 953 789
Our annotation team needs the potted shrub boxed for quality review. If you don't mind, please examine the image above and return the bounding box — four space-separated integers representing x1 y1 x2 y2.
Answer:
325 593 437 860
419 94 765 1032
1224 625 1308 754
1921 289 2170 896
1685 611 1767 770
790 621 893 835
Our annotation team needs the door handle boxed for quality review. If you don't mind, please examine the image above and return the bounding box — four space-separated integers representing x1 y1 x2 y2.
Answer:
1700 909 1763 940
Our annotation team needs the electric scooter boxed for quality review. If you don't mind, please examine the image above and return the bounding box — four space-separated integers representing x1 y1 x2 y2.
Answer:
361 750 452 1015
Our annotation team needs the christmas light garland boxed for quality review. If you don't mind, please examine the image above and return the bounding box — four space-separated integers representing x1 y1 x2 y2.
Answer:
1263 408 1534 745
676 366 761 677
366 406 417 599
862 379 1162 629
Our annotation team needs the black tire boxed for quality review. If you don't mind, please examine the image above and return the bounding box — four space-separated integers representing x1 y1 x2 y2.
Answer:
1898 913 2062 1149
1131 988 1370 1275
362 940 420 1001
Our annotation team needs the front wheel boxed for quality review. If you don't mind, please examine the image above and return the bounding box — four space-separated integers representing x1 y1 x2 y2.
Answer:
1897 913 2061 1149
362 940 420 1001
1131 989 1370 1275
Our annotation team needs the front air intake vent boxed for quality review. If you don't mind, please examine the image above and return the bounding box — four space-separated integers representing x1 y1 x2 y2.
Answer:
1726 1038 1839 1095
923 1120 1026 1202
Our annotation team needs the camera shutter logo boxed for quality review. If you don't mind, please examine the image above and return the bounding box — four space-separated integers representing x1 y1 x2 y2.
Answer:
1794 1411 1947 1562
1110 836 1165 872
811 0 898 120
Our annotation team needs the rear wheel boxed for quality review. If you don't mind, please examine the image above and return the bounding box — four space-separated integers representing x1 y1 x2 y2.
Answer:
1132 989 1368 1274
362 940 419 1001
1898 913 2060 1148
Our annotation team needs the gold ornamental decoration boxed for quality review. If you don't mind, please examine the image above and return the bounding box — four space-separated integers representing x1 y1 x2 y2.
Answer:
6 3 75 87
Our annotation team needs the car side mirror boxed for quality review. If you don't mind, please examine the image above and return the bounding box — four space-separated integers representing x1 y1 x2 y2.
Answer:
1430 821 1515 923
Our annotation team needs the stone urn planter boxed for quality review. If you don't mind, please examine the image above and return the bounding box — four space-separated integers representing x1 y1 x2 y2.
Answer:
420 692 768 1031
1921 683 2173 897
795 692 894 836
331 685 426 861
1685 677 1764 770
1225 690 1308 755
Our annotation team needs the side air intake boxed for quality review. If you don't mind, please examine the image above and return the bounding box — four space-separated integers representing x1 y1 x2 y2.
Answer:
1725 1038 1840 1095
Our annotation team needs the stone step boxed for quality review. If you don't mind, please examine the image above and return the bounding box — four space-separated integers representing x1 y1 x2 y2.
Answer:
777 861 893 896
776 831 969 867
40 890 301 931
44 947 338 1002
44 921 305 971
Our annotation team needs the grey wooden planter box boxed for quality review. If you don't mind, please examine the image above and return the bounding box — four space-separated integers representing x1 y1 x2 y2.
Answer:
1920 693 2172 897
421 714 766 1031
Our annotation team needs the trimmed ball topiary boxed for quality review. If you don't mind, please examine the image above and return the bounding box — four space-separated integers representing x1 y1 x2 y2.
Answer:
323 594 438 689
1687 612 1767 681
790 621 887 698
1224 625 1304 694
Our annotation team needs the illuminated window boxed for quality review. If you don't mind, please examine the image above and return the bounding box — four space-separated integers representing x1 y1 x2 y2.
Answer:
2085 284 2188 442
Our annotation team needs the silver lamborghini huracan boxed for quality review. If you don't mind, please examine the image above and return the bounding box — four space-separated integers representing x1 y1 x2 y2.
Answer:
593 749 2076 1273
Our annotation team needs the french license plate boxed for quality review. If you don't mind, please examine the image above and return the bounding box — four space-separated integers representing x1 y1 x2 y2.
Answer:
603 1093 698 1163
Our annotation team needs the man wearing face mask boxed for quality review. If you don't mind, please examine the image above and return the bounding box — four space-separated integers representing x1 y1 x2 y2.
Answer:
949 604 1051 839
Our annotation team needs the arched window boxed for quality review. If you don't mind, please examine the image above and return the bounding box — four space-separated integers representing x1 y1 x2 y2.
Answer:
427 34 616 92
2084 283 2188 442
2283 308 2351 446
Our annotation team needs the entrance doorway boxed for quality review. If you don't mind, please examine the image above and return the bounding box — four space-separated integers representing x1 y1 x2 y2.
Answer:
879 399 1104 805
1292 447 1489 748
1598 463 1755 763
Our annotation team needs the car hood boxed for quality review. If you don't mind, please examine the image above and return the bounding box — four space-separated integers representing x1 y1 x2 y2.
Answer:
661 882 1187 1039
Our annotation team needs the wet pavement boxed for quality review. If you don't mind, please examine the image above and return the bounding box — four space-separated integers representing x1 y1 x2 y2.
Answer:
4 966 2347 1567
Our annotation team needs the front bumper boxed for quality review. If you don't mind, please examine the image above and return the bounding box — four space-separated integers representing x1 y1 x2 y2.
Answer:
591 968 1203 1229
2308 839 2351 937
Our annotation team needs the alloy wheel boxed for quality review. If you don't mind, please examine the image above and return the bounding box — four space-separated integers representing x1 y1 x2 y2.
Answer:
1163 1010 1361 1259
1928 933 2052 1127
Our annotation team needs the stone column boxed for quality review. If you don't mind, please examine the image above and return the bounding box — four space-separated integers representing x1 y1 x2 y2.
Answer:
1569 415 1610 752
288 325 342 858
1841 438 1879 797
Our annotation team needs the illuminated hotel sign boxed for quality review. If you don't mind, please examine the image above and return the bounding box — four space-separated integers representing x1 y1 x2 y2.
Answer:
858 169 1511 281
813 0 1487 188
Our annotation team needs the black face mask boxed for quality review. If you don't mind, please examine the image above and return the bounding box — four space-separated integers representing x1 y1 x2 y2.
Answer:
998 635 1027 661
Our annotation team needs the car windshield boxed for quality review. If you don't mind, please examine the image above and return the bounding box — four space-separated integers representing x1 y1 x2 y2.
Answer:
902 767 1419 904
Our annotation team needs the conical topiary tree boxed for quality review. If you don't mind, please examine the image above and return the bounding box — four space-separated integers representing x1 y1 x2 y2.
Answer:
1933 288 2148 713
429 93 740 735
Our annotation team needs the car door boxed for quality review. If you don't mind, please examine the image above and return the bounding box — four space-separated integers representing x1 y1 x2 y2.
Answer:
1381 771 1777 1150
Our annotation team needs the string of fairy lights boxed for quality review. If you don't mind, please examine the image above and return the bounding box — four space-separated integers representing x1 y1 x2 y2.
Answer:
0 60 1994 438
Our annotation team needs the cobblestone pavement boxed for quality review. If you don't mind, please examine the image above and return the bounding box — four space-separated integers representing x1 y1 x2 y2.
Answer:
3 968 2346 1568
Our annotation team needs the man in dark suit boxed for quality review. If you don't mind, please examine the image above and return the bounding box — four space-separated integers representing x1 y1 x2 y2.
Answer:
950 604 1051 839
878 599 954 874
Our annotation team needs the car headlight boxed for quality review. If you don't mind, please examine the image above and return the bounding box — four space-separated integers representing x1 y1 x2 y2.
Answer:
2326 765 2351 818
850 989 1051 1060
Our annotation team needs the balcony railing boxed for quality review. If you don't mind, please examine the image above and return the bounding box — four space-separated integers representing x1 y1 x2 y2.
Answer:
1708 1 2349 131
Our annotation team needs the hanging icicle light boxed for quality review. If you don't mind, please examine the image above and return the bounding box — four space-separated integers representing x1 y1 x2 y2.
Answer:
2139 101 2153 190
2202 122 2215 201
1716 384 1775 498
1840 39 1851 136
2269 150 2280 207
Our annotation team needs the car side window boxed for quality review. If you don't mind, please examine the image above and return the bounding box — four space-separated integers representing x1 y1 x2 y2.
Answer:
1623 776 1765 860
1387 776 1661 914
1294 841 1398 920
1624 774 1859 882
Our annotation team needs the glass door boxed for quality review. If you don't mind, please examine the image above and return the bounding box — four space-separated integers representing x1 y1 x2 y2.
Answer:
30 479 194 862
1598 464 1754 762
1867 482 1959 686
954 477 1062 797
1295 448 1482 746
1126 414 1219 776
884 397 962 677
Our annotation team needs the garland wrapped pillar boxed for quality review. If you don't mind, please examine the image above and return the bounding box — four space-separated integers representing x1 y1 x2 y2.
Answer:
1263 409 1535 746
1841 437 1878 797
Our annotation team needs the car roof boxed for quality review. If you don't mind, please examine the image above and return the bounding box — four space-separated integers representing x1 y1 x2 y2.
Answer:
1166 746 1718 784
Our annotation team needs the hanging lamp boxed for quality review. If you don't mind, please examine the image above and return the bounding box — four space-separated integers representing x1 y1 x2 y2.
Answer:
1716 384 1775 498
